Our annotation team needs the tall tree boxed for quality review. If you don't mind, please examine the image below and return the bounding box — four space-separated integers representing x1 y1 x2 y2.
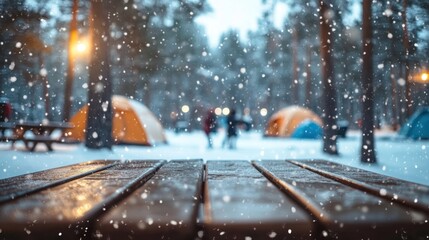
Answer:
0 1 47 117
361 0 376 163
319 0 338 155
385 2 400 130
401 0 412 118
217 30 247 110
85 0 113 149
291 28 299 105
108 0 149 101
62 0 78 122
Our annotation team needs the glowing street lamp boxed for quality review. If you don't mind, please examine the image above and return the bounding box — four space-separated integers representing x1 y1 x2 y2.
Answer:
72 37 91 57
222 107 230 116
214 107 222 116
181 105 190 113
412 70 429 84
421 73 428 83
75 41 87 53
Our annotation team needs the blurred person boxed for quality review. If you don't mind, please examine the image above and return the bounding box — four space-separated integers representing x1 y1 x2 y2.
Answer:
203 109 218 148
0 98 12 137
242 108 253 131
223 108 238 149
0 98 12 122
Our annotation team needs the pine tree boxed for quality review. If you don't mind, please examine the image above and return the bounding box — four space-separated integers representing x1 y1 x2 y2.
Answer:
85 0 113 149
319 0 338 155
361 0 376 163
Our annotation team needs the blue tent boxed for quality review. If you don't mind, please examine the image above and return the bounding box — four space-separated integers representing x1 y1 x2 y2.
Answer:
291 120 323 139
399 107 429 140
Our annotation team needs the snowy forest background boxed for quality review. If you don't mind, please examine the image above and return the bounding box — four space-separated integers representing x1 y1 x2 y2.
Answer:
1 0 429 133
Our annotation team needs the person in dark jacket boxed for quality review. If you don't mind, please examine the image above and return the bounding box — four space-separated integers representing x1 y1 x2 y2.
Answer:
223 108 238 149
0 98 12 122
203 109 217 148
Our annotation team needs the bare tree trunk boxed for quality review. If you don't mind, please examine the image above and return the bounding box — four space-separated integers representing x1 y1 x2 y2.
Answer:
305 45 312 108
39 55 51 120
319 0 338 155
361 0 376 163
62 0 78 122
390 67 399 130
85 0 113 149
143 79 151 108
386 4 399 130
292 29 299 105
401 0 412 117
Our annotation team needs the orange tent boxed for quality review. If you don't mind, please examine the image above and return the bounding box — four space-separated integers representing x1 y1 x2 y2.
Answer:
65 95 167 146
264 106 323 137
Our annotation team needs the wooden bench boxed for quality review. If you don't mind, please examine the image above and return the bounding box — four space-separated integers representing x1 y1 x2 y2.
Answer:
2 122 76 151
19 136 80 151
0 135 17 143
0 159 428 239
21 136 62 151
1 135 78 151
0 122 16 143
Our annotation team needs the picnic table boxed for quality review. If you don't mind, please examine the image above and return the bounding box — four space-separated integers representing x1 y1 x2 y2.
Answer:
10 121 74 151
0 159 428 239
0 122 15 141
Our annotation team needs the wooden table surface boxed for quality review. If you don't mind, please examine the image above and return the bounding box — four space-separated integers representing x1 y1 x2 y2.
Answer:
0 159 428 240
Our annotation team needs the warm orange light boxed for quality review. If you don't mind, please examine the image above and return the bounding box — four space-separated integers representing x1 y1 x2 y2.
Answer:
412 71 429 84
421 73 428 82
71 37 90 58
75 41 87 53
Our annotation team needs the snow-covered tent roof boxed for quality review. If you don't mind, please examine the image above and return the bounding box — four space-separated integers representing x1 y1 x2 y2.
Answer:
264 106 322 137
399 107 429 140
65 95 167 146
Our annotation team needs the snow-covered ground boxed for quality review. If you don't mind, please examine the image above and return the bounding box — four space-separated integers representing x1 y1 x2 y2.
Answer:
1 129 428 186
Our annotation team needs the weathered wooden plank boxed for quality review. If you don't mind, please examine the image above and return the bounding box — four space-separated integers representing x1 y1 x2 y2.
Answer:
94 159 204 240
203 160 313 240
0 160 164 240
290 159 429 213
0 160 118 203
253 160 429 240
1 159 428 240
